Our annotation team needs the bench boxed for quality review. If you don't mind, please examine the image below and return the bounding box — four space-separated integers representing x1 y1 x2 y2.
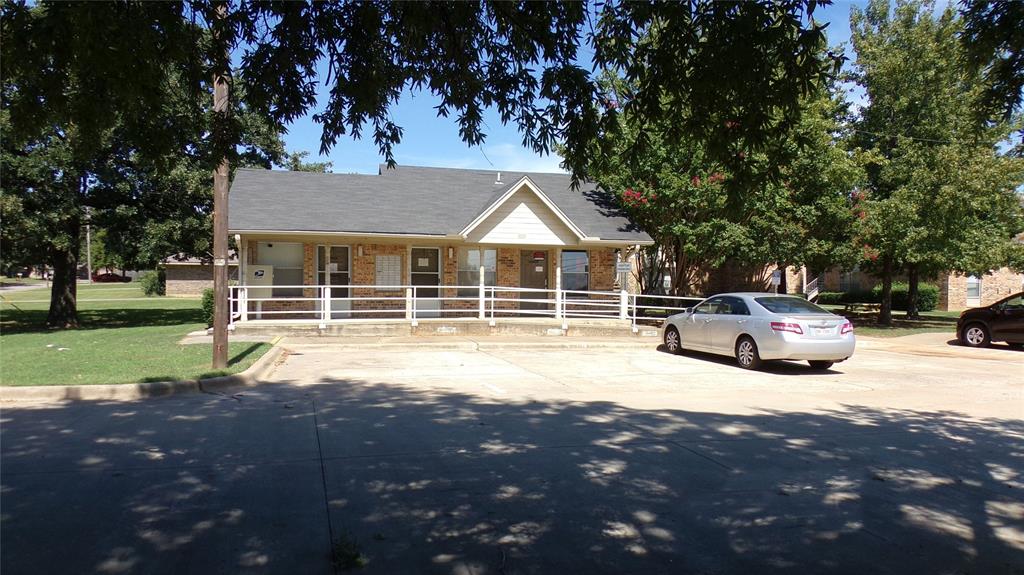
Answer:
843 302 880 314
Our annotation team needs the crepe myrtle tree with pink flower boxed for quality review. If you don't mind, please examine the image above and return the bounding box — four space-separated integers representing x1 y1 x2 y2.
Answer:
592 72 863 297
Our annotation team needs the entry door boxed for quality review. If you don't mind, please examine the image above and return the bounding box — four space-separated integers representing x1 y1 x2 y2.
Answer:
411 247 441 317
317 246 350 319
519 250 549 312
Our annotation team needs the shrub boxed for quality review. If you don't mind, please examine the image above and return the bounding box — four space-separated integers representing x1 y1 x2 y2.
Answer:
202 288 215 327
139 269 165 296
816 292 844 305
870 282 938 312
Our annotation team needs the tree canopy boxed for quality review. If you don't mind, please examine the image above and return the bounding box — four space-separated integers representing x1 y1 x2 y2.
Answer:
588 72 862 295
851 0 1024 323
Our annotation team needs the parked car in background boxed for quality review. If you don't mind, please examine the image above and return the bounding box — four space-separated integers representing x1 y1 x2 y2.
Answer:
662 293 855 370
957 292 1024 349
91 272 131 283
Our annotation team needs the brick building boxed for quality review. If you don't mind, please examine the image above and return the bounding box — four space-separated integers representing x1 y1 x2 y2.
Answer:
228 166 652 320
816 266 1023 311
163 255 238 296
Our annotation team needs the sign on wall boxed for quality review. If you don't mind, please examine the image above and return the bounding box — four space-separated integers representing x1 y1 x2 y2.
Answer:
376 255 401 286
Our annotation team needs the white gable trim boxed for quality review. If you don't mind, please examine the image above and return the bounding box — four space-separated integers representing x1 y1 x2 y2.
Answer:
458 176 587 240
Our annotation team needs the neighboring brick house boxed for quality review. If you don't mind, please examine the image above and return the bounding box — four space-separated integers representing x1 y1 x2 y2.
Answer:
700 261 1022 311
228 165 653 320
162 254 238 296
816 266 1023 311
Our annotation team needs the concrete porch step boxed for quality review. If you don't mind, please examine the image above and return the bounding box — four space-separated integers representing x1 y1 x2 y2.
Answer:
230 318 665 339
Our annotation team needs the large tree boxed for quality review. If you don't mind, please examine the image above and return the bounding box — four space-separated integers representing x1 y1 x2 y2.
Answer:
3 0 841 327
851 0 1024 324
588 73 862 296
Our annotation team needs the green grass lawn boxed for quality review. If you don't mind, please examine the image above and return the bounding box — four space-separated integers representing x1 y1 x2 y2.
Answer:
819 304 959 338
1 285 270 386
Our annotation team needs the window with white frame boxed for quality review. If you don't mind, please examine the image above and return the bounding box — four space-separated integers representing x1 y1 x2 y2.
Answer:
457 248 496 297
966 275 981 301
257 242 304 297
561 250 589 295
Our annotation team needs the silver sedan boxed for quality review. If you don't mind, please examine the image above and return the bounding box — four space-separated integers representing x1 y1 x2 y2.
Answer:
661 293 855 370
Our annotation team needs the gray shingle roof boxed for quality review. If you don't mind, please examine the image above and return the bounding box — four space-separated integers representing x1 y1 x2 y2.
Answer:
228 165 651 243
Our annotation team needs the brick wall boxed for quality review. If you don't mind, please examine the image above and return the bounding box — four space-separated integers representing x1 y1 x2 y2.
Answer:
257 299 317 321
165 265 237 296
589 248 617 292
350 243 409 317
302 244 316 298
941 268 1024 311
702 261 774 294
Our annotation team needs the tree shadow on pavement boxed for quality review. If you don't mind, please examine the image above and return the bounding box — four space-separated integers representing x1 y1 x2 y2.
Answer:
1 378 1022 574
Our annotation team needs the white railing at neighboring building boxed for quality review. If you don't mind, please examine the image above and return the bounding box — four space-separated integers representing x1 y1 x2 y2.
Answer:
227 284 703 330
804 276 820 301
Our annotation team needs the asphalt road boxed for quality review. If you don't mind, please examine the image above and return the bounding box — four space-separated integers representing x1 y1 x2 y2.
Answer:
2 336 1022 574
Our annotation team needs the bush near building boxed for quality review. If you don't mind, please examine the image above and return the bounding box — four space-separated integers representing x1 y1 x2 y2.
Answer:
815 283 939 312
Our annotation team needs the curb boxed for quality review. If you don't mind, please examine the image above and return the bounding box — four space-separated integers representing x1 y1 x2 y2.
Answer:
0 345 288 403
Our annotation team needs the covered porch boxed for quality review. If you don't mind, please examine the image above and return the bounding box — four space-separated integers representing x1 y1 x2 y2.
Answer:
230 237 638 325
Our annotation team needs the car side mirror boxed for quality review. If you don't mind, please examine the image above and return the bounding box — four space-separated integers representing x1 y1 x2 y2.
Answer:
684 307 693 314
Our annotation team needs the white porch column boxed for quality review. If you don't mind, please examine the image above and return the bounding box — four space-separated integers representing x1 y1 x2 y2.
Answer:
478 248 486 319
238 236 246 286
619 288 629 320
322 287 331 323
405 288 414 320
554 248 563 319
239 287 248 322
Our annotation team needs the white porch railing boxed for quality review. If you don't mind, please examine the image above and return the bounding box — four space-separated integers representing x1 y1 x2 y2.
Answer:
228 284 703 330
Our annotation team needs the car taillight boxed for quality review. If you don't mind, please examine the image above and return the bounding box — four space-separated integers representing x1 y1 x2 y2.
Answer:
841 321 853 335
770 321 803 334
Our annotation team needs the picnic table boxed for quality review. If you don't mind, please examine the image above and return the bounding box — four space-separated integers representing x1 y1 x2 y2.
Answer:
843 302 881 314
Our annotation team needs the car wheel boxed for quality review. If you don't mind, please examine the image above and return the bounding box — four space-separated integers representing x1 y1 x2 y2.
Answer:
961 323 990 348
808 360 834 370
664 326 682 355
735 336 762 370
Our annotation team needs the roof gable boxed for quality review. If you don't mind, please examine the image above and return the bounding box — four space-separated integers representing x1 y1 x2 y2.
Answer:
460 177 586 244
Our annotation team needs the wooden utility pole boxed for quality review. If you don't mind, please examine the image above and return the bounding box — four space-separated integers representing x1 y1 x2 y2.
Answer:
211 2 230 369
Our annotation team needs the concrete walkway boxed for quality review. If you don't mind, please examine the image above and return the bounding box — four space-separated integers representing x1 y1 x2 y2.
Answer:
1 340 1021 574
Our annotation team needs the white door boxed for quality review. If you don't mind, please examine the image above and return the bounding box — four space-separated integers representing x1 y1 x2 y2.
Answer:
318 245 350 319
411 247 441 318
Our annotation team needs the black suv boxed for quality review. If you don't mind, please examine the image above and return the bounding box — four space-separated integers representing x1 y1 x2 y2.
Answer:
957 292 1024 349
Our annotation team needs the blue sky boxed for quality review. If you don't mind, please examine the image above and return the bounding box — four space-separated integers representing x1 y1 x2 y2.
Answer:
279 1 868 175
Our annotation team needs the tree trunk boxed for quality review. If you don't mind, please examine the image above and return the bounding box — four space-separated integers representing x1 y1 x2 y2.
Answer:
877 256 893 326
47 219 81 328
906 264 920 320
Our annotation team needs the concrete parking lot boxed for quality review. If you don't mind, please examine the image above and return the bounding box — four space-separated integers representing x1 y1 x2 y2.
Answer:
2 336 1022 574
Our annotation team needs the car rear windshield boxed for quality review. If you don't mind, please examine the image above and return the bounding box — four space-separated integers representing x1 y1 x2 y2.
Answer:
754 297 832 315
